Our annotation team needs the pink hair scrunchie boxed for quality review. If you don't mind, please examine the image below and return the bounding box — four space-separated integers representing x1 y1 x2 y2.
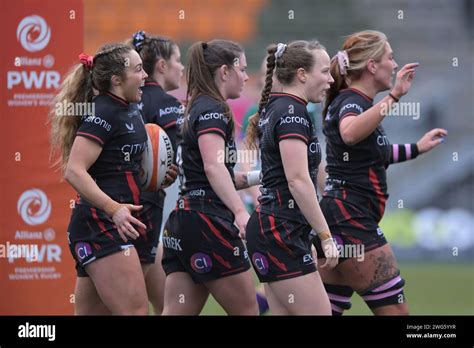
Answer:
335 50 349 75
79 53 94 71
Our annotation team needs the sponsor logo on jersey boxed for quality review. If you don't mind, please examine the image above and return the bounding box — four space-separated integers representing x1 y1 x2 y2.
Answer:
309 141 321 154
198 112 228 123
339 103 364 117
82 115 112 132
279 115 310 127
125 123 134 132
188 189 205 197
377 135 390 146
121 141 146 156
159 105 184 117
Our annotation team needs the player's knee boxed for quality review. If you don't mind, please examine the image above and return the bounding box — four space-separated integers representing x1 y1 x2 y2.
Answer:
324 283 354 316
235 294 259 315
123 296 149 315
359 273 406 311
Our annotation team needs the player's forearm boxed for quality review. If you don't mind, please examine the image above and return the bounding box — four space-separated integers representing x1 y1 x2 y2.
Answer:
288 175 330 234
64 166 119 216
204 164 247 215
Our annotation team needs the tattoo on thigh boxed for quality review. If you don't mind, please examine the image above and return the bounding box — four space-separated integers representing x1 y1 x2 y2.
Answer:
370 250 397 285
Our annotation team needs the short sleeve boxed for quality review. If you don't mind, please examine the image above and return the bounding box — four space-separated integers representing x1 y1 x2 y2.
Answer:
159 99 183 131
275 112 312 144
195 108 229 140
76 110 116 146
337 96 365 126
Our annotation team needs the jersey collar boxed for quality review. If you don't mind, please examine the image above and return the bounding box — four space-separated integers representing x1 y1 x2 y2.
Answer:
341 87 373 103
144 81 162 87
270 92 308 106
105 91 129 106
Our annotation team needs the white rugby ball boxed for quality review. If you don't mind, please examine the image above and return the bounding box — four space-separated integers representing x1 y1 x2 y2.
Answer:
139 123 174 192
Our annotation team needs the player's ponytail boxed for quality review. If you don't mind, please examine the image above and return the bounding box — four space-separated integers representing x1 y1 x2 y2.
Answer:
49 60 95 173
244 44 278 150
49 44 133 173
323 53 348 121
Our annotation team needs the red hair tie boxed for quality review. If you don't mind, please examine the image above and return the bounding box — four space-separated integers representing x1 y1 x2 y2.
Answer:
79 53 94 71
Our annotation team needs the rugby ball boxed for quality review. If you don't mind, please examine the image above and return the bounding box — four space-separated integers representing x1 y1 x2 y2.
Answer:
139 124 174 192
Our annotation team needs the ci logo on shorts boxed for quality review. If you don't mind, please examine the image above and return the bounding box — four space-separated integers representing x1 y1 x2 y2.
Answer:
190 253 212 274
252 252 269 275
75 242 93 261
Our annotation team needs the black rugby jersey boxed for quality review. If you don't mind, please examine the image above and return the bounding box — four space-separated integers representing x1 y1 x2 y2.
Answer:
257 93 322 223
139 81 183 151
323 88 391 220
139 81 184 207
75 91 147 206
175 95 236 219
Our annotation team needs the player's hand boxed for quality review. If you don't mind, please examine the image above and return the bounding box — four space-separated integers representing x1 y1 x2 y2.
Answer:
391 62 419 99
112 204 146 242
320 237 339 269
162 164 178 188
416 128 448 154
235 209 250 240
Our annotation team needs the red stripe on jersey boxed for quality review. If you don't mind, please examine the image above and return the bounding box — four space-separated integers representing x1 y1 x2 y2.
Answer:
197 128 226 137
125 171 140 205
268 215 293 255
276 190 282 206
258 210 265 237
338 112 361 130
339 112 360 120
76 132 104 145
144 81 160 86
267 251 288 272
278 133 308 143
197 212 234 250
221 266 245 276
368 168 386 220
105 91 128 106
276 270 302 278
184 197 190 210
125 171 147 237
212 252 232 269
334 199 366 230
163 120 177 129
91 208 114 240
